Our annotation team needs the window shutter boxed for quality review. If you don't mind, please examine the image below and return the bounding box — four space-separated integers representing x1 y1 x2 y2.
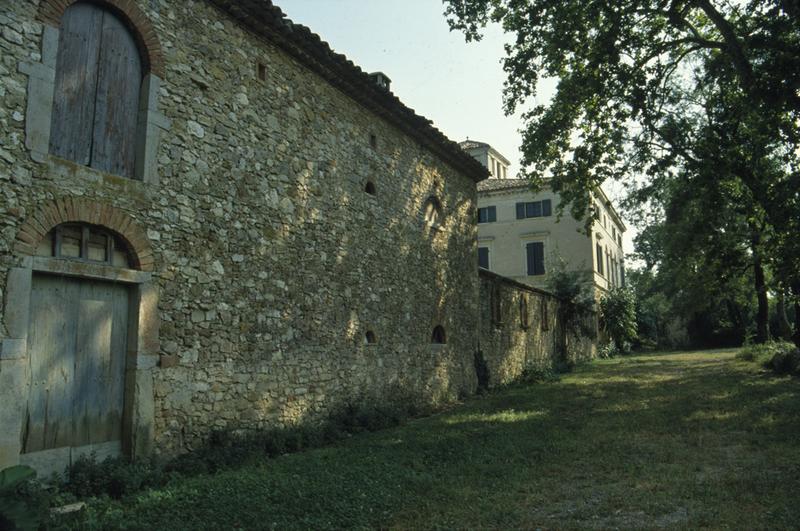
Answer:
91 9 142 178
533 242 545 275
49 4 104 165
488 206 497 222
477 208 486 224
526 243 536 275
516 203 525 219
542 199 552 217
478 247 489 269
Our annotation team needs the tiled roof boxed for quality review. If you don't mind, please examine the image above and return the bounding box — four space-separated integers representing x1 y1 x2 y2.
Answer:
208 0 490 183
477 178 531 193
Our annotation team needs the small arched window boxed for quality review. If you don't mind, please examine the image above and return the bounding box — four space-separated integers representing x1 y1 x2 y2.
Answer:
36 223 134 268
423 196 442 228
365 330 377 344
431 325 446 344
520 294 530 329
50 2 143 179
365 181 376 195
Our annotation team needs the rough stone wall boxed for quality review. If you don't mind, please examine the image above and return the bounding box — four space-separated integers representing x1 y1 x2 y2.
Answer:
478 270 596 387
0 0 479 455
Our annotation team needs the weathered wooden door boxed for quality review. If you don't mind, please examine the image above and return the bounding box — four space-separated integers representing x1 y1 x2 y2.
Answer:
22 275 129 471
49 2 142 178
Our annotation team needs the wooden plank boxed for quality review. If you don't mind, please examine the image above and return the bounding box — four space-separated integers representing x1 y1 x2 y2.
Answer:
91 10 142 178
24 276 78 454
108 282 129 442
73 282 114 447
49 3 104 165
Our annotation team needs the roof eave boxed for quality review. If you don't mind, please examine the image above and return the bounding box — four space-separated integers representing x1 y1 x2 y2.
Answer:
208 0 490 183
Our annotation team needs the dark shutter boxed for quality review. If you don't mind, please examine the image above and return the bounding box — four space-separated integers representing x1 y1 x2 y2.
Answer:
50 3 104 165
533 242 545 275
542 199 552 217
526 243 536 275
91 9 142 178
527 242 545 275
596 244 604 274
516 203 525 219
488 206 497 222
478 247 489 269
477 208 486 224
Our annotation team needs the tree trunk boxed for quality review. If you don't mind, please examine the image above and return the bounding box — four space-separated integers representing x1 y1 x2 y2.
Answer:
792 281 800 348
751 232 770 344
776 290 793 340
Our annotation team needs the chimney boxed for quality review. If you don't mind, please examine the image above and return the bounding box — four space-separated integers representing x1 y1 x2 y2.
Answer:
368 72 391 91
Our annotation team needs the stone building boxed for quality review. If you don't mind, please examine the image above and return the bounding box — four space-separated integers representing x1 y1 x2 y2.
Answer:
0 0 489 474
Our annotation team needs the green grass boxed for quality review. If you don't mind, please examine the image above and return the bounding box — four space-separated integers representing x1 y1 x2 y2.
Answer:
71 349 800 529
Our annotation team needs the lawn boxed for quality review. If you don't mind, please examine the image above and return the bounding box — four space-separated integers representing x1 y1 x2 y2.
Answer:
75 349 800 529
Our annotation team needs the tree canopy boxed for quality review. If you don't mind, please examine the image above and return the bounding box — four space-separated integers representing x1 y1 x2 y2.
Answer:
445 0 800 344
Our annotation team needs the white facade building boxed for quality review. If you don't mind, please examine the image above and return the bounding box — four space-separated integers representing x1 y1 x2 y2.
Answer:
462 142 626 297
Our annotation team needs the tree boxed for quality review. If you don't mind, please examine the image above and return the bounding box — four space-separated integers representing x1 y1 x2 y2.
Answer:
444 0 800 344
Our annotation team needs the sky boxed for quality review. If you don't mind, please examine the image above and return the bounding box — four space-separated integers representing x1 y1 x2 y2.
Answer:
278 0 526 169
277 0 636 253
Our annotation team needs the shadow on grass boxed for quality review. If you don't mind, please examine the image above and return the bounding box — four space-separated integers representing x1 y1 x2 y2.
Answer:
71 350 800 530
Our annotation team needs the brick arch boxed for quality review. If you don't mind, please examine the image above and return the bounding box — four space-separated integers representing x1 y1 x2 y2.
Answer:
38 0 165 78
14 197 155 272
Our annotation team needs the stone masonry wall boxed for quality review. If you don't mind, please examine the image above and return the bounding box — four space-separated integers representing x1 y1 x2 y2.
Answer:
0 0 480 456
478 270 596 388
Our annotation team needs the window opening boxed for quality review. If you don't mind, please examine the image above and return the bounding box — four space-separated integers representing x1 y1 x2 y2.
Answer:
365 181 376 195
38 223 134 268
365 330 377 344
520 295 529 329
424 196 442 228
478 247 490 269
515 200 552 219
431 325 446 344
477 206 496 223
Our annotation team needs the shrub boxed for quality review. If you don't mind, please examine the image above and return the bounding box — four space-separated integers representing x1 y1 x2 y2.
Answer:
600 288 638 354
737 341 800 376
64 455 165 500
0 466 47 531
598 342 619 359
49 388 430 506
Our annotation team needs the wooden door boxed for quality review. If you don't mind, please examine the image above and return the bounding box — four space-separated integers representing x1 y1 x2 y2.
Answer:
23 275 129 468
49 2 142 178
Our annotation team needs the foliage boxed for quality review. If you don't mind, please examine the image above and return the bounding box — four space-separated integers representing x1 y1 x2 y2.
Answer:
0 465 46 531
738 341 800 376
547 257 595 336
52 389 428 503
597 342 619 359
62 350 800 529
64 456 167 500
600 288 638 354
627 260 754 350
444 0 800 343
767 349 800 376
